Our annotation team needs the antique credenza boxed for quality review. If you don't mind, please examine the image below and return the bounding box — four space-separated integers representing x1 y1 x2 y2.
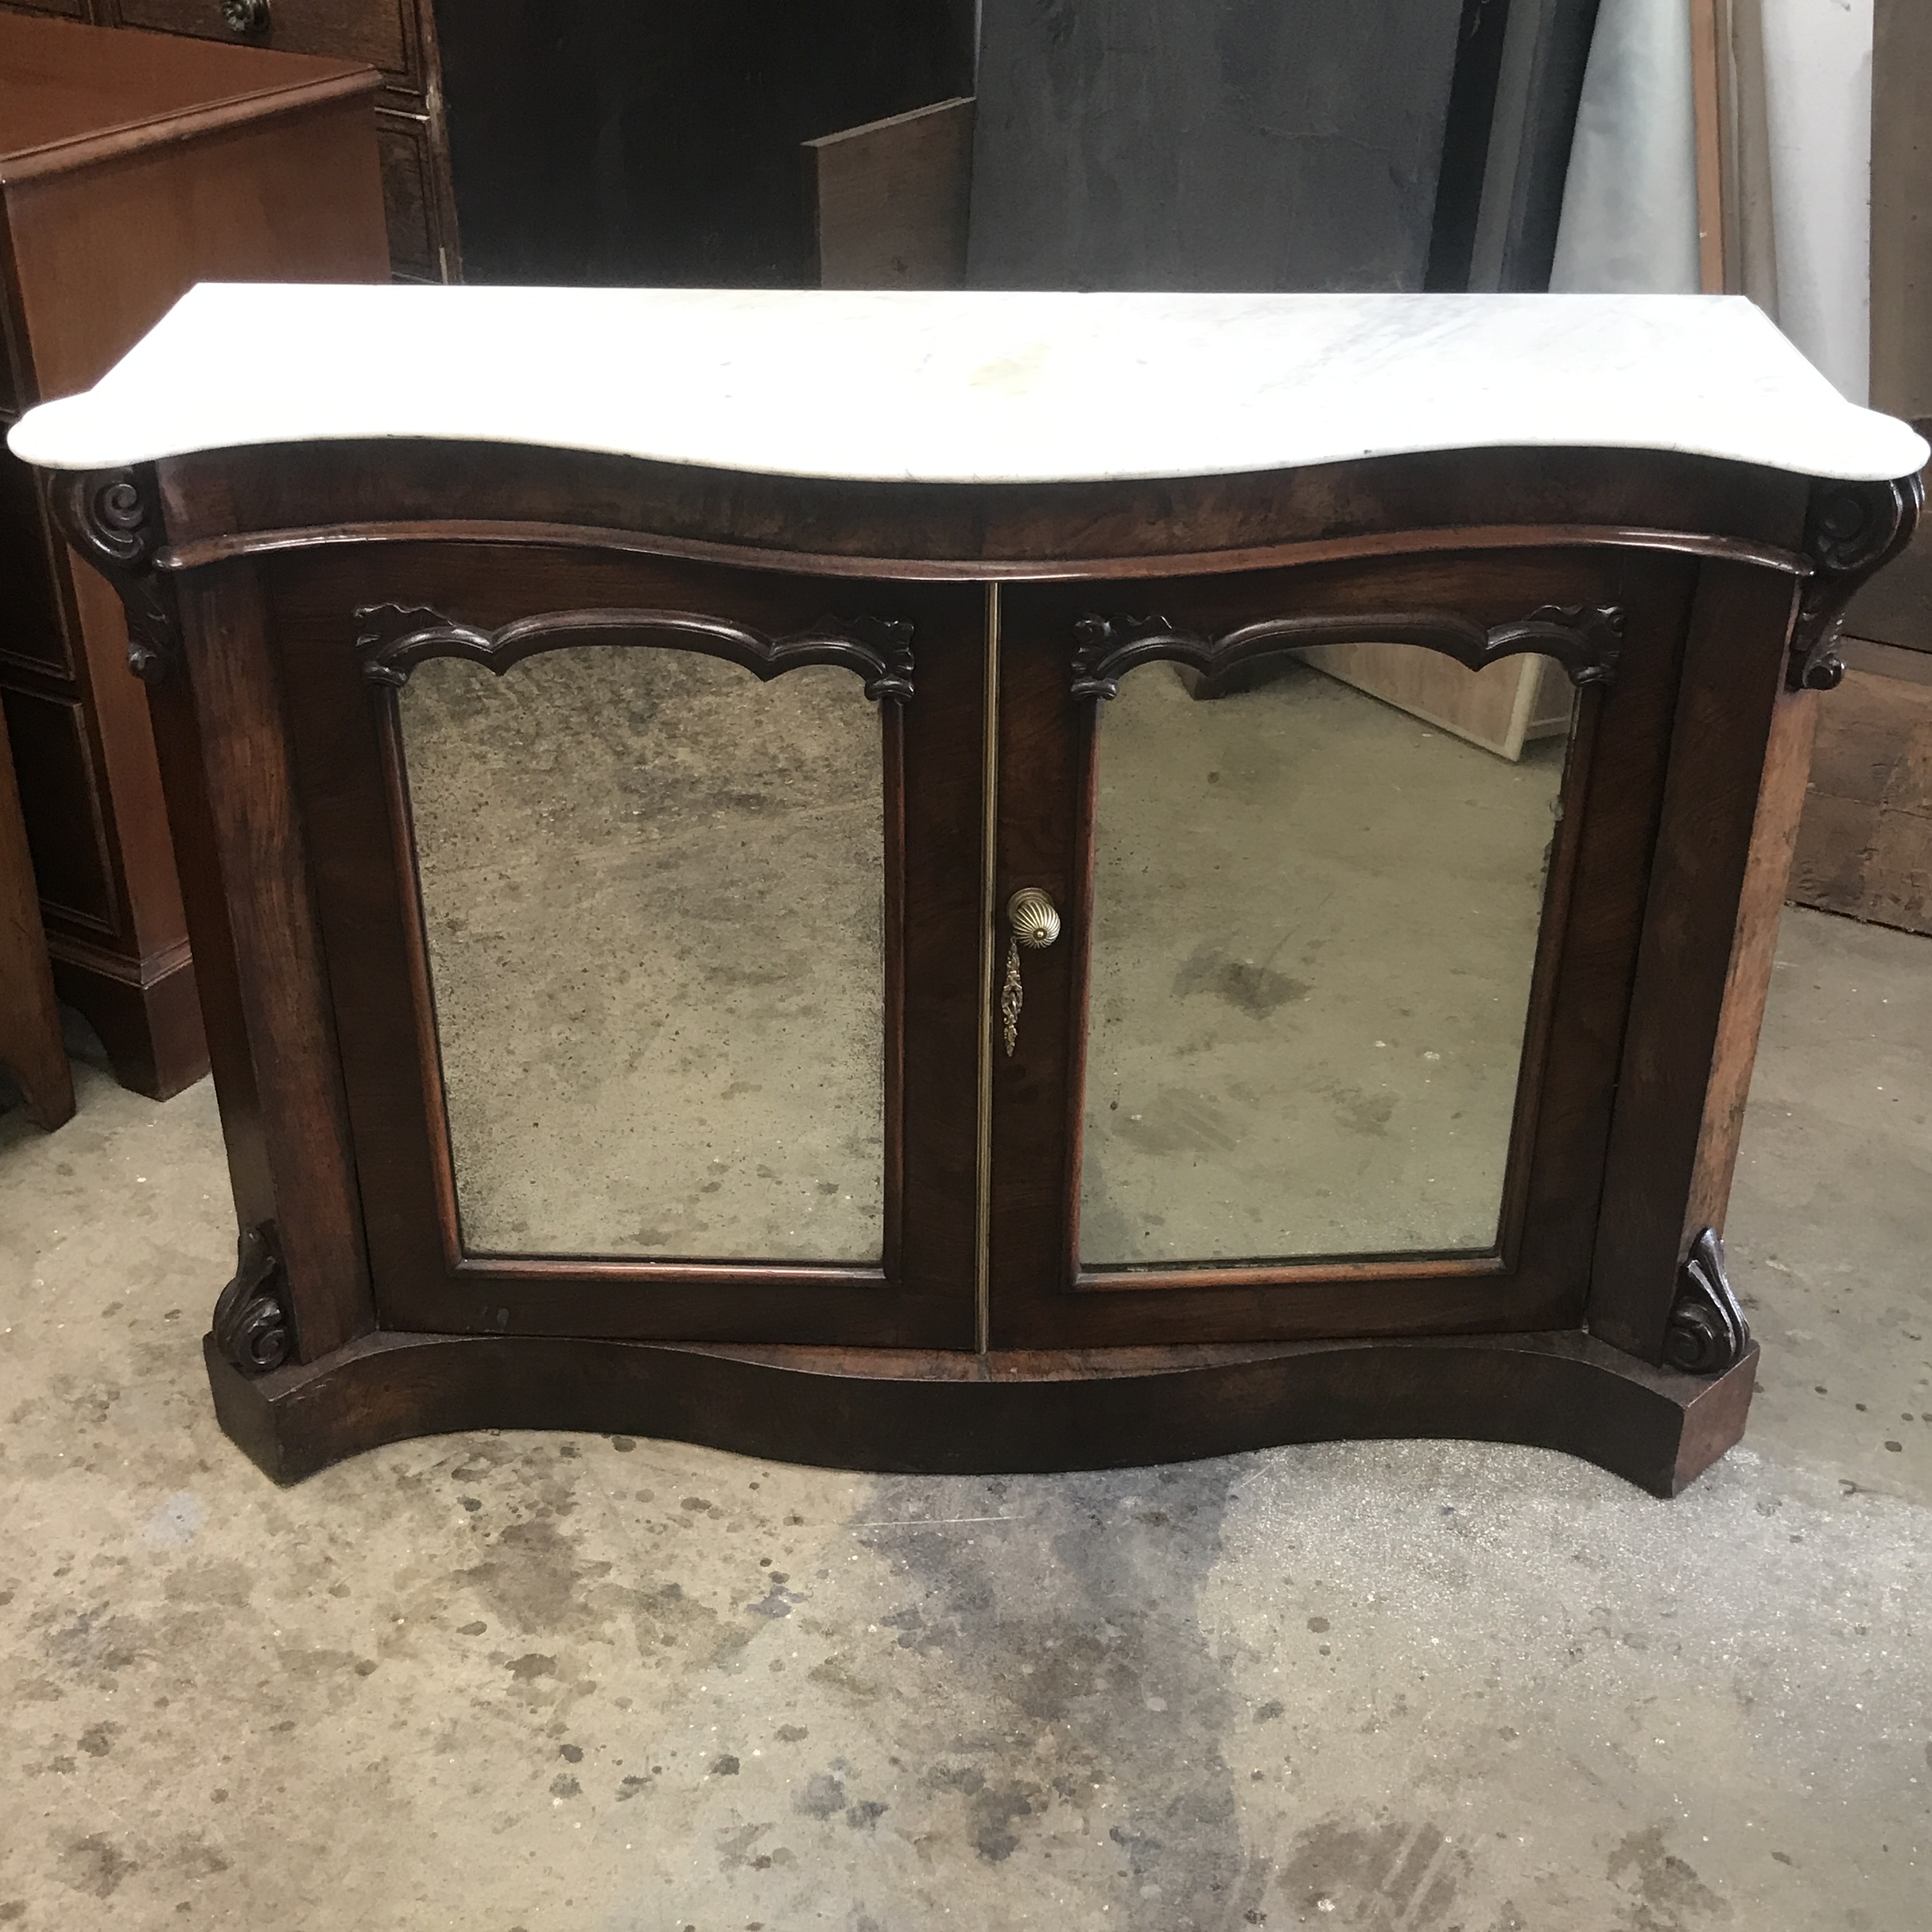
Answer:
11 286 1924 1492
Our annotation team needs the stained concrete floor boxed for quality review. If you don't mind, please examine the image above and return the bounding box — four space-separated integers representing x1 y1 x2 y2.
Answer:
1 903 1929 1932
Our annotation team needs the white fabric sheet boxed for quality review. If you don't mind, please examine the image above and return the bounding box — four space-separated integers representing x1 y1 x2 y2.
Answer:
1549 0 1703 296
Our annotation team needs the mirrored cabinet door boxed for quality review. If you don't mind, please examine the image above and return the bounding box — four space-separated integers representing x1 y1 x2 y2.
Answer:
985 565 1652 1349
1078 648 1572 1268
398 645 889 1263
291 562 989 1351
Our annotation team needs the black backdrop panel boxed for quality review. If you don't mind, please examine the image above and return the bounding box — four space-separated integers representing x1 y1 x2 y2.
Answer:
967 0 1466 291
438 0 976 286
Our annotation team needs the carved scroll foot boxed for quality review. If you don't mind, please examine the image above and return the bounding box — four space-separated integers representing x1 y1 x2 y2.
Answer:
1664 1229 1751 1376
211 1224 293 1376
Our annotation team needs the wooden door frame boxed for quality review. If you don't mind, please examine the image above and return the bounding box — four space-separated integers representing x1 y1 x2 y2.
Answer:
984 542 1713 1349
268 539 986 1349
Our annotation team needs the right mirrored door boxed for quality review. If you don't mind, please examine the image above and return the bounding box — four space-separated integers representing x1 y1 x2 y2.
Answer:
1078 643 1575 1269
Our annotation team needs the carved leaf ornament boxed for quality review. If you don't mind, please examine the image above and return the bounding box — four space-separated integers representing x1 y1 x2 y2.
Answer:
355 604 916 702
1069 604 1626 702
56 468 181 684
1788 475 1925 693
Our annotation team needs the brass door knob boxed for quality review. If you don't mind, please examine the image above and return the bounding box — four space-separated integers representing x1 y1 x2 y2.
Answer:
221 0 270 34
1006 887 1061 949
1000 889 1060 1056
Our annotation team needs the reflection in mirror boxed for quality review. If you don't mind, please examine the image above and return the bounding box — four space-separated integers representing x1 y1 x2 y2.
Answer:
399 647 884 1261
1080 650 1572 1267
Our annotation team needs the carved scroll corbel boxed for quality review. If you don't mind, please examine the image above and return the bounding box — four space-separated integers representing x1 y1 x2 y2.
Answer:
49 468 182 685
1663 1228 1751 1376
1070 603 1625 703
211 1223 293 1376
1788 473 1925 692
355 603 916 702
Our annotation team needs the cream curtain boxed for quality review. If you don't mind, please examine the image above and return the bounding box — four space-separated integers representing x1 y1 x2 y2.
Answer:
1760 0 1873 403
1723 0 1780 319
1549 0 1874 404
1549 0 1701 293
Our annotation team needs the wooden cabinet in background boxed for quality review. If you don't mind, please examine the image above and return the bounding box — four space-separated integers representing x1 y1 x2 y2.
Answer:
0 12 390 1094
0 0 459 281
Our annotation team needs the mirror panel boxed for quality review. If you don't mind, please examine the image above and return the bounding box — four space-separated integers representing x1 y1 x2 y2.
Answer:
1080 651 1571 1268
399 645 885 1262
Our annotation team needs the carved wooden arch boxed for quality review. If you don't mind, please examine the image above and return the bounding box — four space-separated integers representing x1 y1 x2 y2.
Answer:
1068 604 1625 702
354 602 917 702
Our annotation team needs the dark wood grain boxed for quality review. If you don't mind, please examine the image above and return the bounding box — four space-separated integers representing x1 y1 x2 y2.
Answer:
174 562 374 1360
991 546 1698 1349
0 687 71 1128
1684 684 1820 1229
45 425 1915 1492
155 440 1813 577
142 649 278 1229
114 0 410 80
205 1322 1760 1499
269 540 981 1346
1588 559 1802 1360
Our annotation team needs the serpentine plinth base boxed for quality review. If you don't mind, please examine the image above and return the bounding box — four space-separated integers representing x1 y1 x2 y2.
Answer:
205 1328 1757 1498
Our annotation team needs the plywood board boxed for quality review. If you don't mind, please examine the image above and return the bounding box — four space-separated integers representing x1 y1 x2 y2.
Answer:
1790 663 1932 933
808 96 973 289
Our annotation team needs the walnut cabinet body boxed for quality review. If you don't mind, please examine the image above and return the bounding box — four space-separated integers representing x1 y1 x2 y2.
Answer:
13 289 1924 1492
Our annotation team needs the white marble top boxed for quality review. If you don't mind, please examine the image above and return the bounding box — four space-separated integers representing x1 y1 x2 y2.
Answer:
9 284 1927 485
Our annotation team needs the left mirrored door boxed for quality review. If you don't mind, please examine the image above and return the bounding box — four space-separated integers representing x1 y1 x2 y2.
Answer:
401 642 890 1264
280 550 986 1347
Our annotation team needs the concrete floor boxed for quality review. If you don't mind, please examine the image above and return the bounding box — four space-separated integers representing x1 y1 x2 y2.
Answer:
1 908 1929 1931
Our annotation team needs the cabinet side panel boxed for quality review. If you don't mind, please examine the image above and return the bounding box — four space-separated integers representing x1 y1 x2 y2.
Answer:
1683 684 1819 1232
1588 560 1800 1360
144 662 276 1230
176 562 374 1359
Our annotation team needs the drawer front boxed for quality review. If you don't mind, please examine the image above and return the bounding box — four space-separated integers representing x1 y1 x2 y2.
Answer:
0 445 74 680
0 1 89 18
0 684 116 933
377 110 441 280
114 0 410 80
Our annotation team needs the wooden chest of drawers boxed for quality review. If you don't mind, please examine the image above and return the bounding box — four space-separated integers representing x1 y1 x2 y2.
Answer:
0 12 390 1094
0 0 457 280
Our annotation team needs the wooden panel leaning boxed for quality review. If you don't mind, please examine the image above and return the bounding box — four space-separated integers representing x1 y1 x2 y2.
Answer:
10 288 1924 1496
